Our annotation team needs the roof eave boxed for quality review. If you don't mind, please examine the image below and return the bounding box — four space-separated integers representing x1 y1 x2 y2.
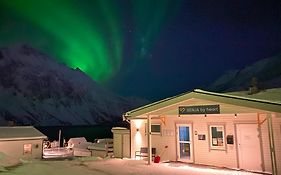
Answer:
0 136 48 141
125 89 281 119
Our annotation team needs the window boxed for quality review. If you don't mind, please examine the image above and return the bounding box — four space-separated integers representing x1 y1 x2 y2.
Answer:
151 124 161 134
145 124 161 134
23 144 32 154
209 125 225 150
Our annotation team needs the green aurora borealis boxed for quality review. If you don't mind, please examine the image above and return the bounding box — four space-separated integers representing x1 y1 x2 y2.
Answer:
0 0 179 83
2 0 281 101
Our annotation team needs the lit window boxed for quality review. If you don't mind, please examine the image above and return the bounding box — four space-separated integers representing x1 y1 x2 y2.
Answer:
209 125 225 150
23 144 32 154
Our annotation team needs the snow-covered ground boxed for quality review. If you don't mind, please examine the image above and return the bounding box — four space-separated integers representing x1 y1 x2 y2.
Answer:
0 157 263 175
0 152 21 172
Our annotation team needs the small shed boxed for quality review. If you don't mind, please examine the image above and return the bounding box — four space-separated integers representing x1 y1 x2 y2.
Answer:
111 127 130 158
0 126 47 159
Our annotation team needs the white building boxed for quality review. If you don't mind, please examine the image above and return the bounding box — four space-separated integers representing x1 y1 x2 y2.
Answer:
0 126 47 159
124 88 281 174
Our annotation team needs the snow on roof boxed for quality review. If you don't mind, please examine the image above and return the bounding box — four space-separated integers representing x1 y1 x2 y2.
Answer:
124 88 281 118
68 137 87 143
224 88 281 104
0 126 47 141
111 127 129 130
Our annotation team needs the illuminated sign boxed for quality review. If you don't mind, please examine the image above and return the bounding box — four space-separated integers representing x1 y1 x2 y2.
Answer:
179 105 220 115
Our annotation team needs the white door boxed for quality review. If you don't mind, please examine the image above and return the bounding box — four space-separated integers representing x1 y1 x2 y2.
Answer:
176 124 193 162
236 124 262 171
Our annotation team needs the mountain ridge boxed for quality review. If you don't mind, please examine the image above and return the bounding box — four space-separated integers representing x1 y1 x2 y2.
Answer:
208 54 281 92
0 44 147 126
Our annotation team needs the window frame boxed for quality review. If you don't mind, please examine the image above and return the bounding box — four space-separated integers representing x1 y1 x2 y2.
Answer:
23 143 32 155
209 125 226 150
145 123 161 135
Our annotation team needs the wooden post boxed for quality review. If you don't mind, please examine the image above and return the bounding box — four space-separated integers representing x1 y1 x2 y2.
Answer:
58 129 61 147
147 115 152 165
257 113 265 171
267 113 277 175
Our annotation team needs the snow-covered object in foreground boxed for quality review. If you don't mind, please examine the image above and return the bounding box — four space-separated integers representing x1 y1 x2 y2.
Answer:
0 44 148 126
68 137 93 149
88 138 113 158
67 137 113 157
43 147 74 159
67 137 92 157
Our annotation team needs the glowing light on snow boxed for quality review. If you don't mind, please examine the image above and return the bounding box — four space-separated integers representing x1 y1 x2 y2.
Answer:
164 163 246 175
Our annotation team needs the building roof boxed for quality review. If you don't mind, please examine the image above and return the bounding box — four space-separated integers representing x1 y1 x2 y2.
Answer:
225 88 281 103
0 126 47 141
124 88 281 118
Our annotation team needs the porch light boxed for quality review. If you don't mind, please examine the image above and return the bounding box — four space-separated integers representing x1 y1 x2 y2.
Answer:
134 120 143 146
135 131 142 145
134 120 143 129
234 113 237 119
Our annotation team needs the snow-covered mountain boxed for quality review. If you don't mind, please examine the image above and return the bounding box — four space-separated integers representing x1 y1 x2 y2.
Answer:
208 54 281 92
0 44 147 126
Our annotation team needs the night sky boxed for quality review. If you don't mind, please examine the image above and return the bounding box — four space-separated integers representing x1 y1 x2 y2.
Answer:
1 0 281 101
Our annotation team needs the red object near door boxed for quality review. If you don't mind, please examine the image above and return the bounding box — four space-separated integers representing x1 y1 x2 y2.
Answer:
154 155 160 163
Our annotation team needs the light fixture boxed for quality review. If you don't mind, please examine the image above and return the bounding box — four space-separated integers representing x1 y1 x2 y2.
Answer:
136 128 139 132
135 131 142 145
134 120 143 129
178 114 181 118
234 113 237 119
204 114 207 117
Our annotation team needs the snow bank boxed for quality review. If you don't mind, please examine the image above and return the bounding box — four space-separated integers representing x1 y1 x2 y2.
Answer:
0 152 21 171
